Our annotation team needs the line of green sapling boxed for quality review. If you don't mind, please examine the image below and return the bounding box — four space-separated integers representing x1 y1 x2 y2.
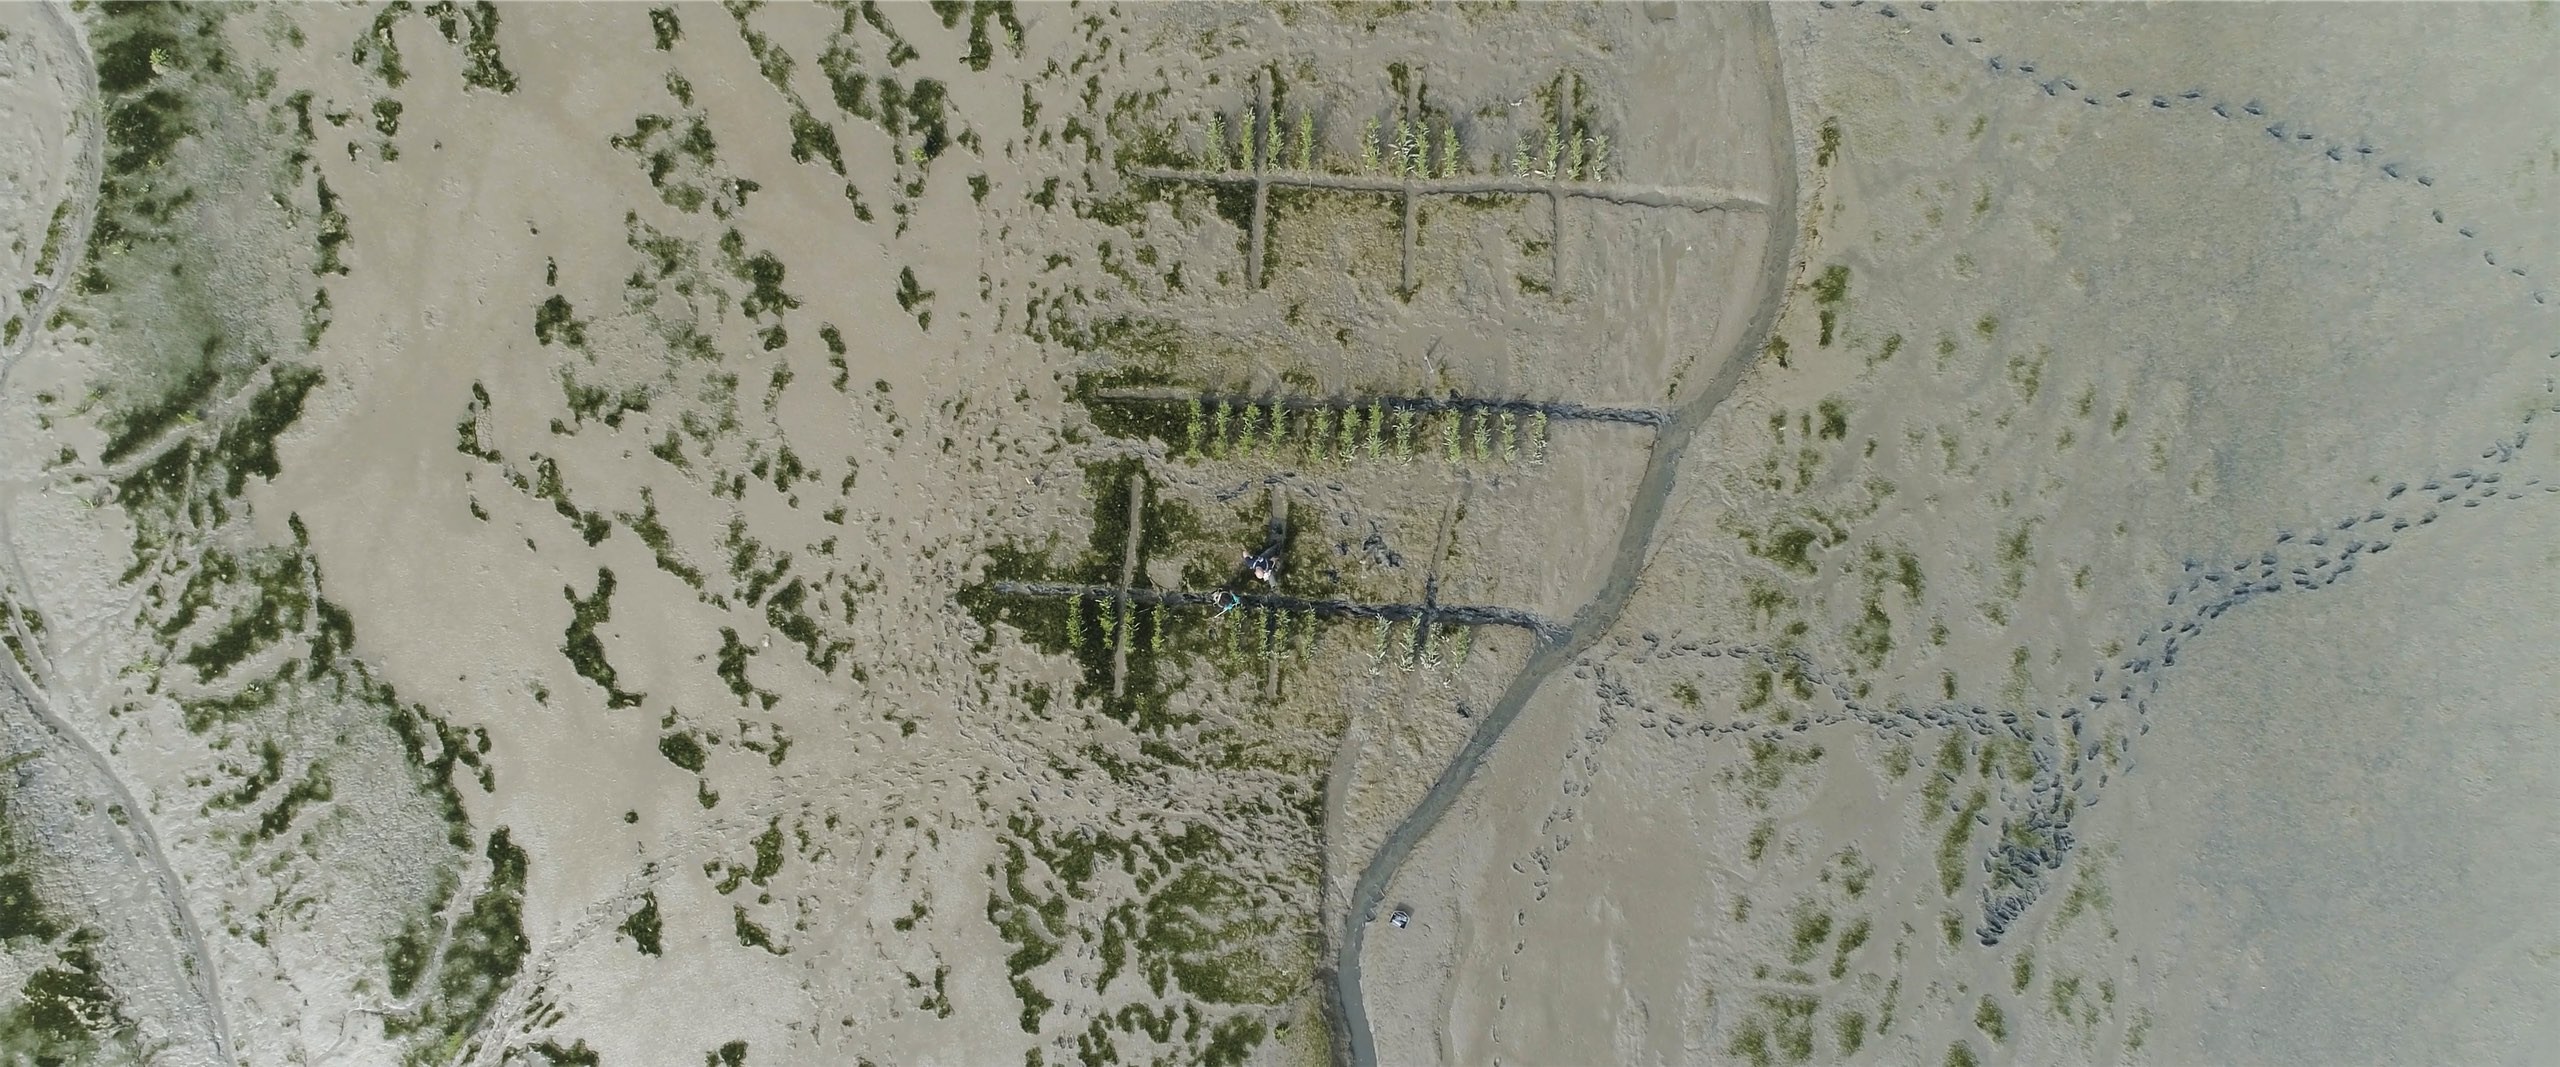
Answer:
1200 606 1343 667
1358 117 1468 179
1062 592 1290 670
1508 125 1610 182
1365 618 1476 672
1176 397 1549 466
1191 108 1610 182
1075 589 1473 673
1199 110 1319 172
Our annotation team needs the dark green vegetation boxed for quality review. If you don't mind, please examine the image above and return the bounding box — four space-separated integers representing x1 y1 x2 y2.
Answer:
1834 1011 1867 1056
985 812 1308 1061
1845 595 1893 668
719 0 999 235
658 730 707 773
1940 786 1991 895
970 444 1358 713
622 490 705 589
562 568 645 709
956 0 1023 72
1975 994 2008 1043
876 77 953 164
650 7 681 49
612 108 754 218
385 829 532 1066
68 8 508 1064
161 518 313 687
514 183 879 727
526 1040 603 1066
358 2 517 94
534 294 588 349
1810 265 1849 347
560 369 651 429
0 768 135 1063
1828 916 1871 979
749 818 786 884
1730 738 1824 810
896 266 934 330
353 3 411 86
451 2 518 93
733 906 784 955
82 2 336 467
789 107 847 175
1816 398 1849 441
1785 904 1834 966
1728 992 1820 1067
715 627 778 710
970 229 1369 1048
618 891 665 956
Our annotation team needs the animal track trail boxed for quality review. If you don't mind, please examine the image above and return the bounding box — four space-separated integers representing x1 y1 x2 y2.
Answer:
1819 0 2557 309
1580 404 2560 945
1689 1 2560 944
1582 638 2080 947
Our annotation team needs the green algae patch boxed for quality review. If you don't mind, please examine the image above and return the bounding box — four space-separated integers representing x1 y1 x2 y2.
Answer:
617 891 664 957
563 568 644 709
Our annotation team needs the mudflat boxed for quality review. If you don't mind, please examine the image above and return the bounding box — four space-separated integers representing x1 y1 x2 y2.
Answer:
0 4 2548 1066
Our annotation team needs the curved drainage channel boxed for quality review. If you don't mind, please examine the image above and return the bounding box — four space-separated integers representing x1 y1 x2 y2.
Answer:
1327 10 1802 1065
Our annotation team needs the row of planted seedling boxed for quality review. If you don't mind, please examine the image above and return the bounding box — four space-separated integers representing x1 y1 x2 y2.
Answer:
1196 110 1613 183
1178 398 1549 465
1061 595 1479 673
1363 617 1476 673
